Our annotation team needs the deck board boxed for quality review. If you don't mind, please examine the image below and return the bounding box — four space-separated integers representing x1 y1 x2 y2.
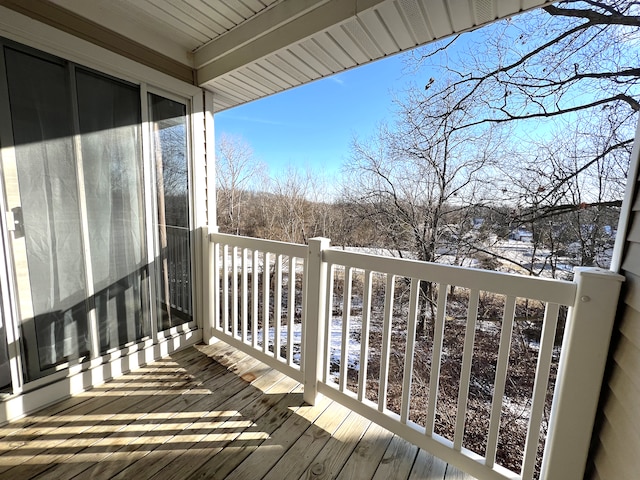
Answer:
0 342 476 480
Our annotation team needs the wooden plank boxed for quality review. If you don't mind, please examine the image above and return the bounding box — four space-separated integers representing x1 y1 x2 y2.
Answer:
30 371 254 480
335 422 394 480
445 464 477 479
109 369 299 480
408 448 447 479
0 347 207 452
0 350 212 478
184 384 305 479
371 435 419 480
86 352 283 480
0 346 237 479
300 411 371 480
0 343 472 480
262 401 352 480
202 388 332 480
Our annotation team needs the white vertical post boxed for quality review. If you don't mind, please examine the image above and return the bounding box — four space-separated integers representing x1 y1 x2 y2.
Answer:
541 267 624 480
205 227 219 345
202 227 212 343
303 237 330 405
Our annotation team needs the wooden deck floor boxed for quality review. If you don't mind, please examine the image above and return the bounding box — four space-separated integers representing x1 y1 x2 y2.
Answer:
0 342 475 480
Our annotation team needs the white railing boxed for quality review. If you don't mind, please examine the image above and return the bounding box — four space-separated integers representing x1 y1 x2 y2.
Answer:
209 232 307 383
164 225 192 316
208 232 623 480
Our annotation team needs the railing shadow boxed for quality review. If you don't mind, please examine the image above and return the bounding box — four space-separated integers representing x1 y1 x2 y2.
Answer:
0 343 313 480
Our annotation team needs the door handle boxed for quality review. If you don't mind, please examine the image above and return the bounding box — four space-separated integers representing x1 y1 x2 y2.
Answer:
10 206 23 239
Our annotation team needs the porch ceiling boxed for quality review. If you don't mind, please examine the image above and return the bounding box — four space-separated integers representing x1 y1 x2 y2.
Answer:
2 0 550 112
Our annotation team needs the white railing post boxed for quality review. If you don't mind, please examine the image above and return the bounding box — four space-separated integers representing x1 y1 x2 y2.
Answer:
303 237 330 405
541 267 624 480
205 226 219 345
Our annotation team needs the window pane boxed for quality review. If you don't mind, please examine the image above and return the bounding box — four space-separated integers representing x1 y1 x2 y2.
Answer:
149 94 192 329
4 47 89 375
76 69 150 353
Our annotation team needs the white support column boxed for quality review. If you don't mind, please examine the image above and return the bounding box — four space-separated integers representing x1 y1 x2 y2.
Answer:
303 237 330 405
202 90 216 345
541 267 624 480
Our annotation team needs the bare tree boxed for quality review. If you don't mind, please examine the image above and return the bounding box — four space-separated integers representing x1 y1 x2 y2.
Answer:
345 86 502 331
386 0 638 276
216 133 266 235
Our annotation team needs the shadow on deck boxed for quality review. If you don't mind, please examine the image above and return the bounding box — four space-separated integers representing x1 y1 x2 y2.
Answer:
0 342 475 480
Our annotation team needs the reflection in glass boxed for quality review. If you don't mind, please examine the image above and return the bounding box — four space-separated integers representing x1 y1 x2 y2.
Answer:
149 94 192 330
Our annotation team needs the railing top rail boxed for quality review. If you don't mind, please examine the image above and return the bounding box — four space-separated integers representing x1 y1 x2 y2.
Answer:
324 248 577 306
210 232 308 258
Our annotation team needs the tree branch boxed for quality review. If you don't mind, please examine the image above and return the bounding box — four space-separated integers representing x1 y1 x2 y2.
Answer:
544 4 640 26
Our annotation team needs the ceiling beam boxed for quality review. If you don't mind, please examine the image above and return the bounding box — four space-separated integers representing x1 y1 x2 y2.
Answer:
195 0 388 86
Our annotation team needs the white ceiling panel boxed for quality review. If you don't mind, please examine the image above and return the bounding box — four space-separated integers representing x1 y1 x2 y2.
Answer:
344 18 385 60
315 32 356 70
258 58 302 86
17 0 552 112
358 9 400 55
327 25 370 64
268 52 315 83
377 2 416 50
421 0 454 39
447 0 475 32
201 0 552 112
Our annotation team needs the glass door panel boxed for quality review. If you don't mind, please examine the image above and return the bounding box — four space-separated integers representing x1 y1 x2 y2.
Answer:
149 93 192 330
0 43 152 381
2 47 89 380
76 69 150 353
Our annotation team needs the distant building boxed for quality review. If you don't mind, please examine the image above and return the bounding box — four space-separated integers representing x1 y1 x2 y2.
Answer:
509 228 533 242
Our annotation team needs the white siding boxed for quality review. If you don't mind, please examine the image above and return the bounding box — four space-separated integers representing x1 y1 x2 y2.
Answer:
588 167 640 478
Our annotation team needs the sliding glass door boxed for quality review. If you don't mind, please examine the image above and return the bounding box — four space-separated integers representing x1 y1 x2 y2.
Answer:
0 43 151 381
149 93 193 330
1 47 90 378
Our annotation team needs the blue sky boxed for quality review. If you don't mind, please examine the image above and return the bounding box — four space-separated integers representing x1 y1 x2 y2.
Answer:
214 53 413 177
